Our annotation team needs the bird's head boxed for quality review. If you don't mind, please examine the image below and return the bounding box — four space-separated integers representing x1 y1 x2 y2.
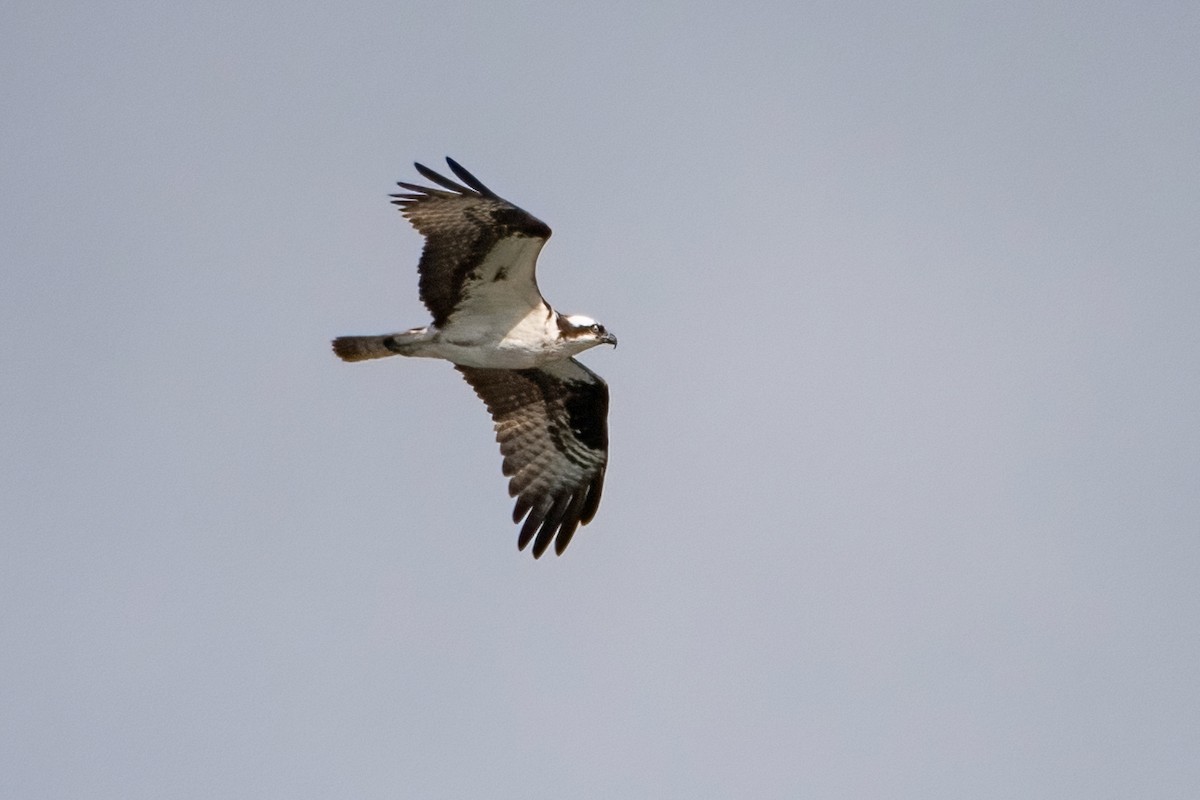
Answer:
558 314 618 352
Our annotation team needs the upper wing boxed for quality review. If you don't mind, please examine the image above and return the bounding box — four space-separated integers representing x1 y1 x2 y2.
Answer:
390 158 553 328
457 358 609 558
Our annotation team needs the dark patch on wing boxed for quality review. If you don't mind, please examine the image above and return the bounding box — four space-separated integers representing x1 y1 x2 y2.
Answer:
519 368 609 454
457 361 609 558
491 206 552 239
389 159 551 327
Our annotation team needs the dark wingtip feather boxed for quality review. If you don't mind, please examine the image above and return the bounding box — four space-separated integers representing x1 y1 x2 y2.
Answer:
531 495 572 558
512 496 533 524
518 495 553 551
531 519 559 558
548 492 588 556
394 181 437 194
579 474 605 525
412 161 473 194
517 510 541 551
445 157 497 198
554 517 582 556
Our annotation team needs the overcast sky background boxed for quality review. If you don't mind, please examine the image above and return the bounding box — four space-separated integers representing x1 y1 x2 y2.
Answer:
3 2 1199 797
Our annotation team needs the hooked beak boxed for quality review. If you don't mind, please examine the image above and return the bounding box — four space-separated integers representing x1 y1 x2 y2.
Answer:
601 332 618 348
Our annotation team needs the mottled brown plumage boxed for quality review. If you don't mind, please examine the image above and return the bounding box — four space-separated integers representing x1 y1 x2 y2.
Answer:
390 158 552 329
458 360 608 557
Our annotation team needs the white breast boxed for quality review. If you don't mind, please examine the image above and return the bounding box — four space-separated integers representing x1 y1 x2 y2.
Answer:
427 307 563 369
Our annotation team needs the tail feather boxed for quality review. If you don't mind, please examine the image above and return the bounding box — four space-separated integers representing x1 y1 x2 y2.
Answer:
332 328 430 362
332 335 399 362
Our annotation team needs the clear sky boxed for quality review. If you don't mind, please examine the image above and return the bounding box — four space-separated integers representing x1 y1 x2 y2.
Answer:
3 2 1199 797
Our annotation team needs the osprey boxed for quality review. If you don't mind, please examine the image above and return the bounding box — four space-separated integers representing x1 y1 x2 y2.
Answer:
333 158 616 558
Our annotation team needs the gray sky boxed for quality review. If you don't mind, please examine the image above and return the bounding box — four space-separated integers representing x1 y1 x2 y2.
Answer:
3 1 1199 797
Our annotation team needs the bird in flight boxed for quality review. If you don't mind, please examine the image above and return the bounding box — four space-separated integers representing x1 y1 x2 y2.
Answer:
333 158 617 558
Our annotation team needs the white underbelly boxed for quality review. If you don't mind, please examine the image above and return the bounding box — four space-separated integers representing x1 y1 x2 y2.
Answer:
426 308 562 369
419 339 554 369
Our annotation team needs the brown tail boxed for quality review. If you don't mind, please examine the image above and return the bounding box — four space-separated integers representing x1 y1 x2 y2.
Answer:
332 335 399 362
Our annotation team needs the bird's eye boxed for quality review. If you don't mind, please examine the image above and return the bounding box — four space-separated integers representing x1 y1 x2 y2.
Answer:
592 324 604 334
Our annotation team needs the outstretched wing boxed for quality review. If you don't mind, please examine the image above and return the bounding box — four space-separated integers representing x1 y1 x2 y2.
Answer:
390 158 553 328
457 359 609 558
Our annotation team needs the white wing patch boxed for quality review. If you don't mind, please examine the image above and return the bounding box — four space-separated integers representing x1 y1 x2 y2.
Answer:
445 235 549 332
